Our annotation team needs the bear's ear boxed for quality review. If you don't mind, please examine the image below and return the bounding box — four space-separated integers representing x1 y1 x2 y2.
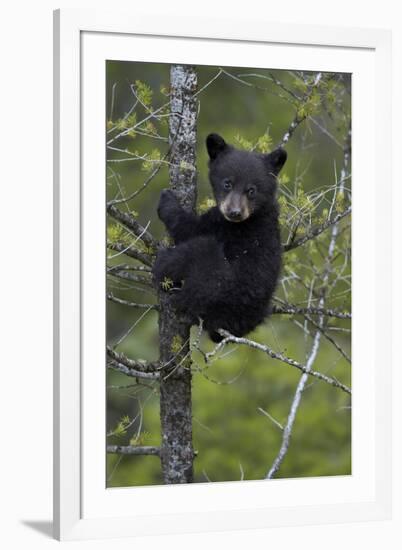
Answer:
264 147 287 176
206 133 228 160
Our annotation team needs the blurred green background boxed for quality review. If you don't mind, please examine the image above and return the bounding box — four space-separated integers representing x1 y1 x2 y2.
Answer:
106 61 351 486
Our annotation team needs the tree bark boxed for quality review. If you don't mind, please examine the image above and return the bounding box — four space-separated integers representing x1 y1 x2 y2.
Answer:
159 65 198 484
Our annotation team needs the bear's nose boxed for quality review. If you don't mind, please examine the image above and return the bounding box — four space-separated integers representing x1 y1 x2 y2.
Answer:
228 209 242 221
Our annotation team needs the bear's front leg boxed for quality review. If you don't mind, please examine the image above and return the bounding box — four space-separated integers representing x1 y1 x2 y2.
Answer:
157 189 199 243
157 189 183 229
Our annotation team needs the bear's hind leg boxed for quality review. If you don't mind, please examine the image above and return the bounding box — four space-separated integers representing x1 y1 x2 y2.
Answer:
152 246 188 290
169 236 232 319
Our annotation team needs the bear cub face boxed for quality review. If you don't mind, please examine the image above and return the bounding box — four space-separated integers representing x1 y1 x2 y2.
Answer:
206 133 287 223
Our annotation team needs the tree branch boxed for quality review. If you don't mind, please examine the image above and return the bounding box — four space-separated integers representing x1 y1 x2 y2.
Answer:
107 240 154 267
304 313 351 363
283 206 351 252
209 330 351 395
107 347 160 379
108 359 160 380
107 292 158 310
271 303 351 319
107 266 152 286
278 72 322 147
107 100 170 145
107 162 165 207
107 203 157 250
107 445 161 456
266 328 322 479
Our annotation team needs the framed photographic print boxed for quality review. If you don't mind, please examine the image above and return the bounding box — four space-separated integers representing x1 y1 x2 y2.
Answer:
53 8 392 541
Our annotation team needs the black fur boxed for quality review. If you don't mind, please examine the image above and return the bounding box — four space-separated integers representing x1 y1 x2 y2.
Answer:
153 133 287 342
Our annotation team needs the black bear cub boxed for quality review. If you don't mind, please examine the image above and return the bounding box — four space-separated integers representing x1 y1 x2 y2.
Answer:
153 133 287 342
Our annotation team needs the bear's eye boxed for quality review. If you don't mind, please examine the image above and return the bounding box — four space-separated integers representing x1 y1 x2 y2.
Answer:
223 179 232 191
247 188 256 198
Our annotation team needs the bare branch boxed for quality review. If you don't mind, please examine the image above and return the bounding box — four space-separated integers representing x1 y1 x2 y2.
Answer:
266 328 322 479
283 206 351 252
107 292 158 310
107 203 156 250
107 347 160 380
108 359 160 380
194 68 223 97
257 407 284 431
107 347 159 373
107 266 153 287
220 68 291 102
279 72 322 146
210 330 351 395
107 240 154 267
107 163 165 207
271 303 351 319
107 445 161 456
304 314 351 363
107 100 170 145
310 116 343 149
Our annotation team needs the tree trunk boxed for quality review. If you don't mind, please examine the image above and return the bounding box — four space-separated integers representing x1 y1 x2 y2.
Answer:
159 65 198 484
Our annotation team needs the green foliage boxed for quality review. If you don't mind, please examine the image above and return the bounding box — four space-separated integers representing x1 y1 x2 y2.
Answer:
109 414 132 438
283 251 298 274
234 133 253 151
293 75 308 94
144 121 157 136
107 223 131 246
125 112 136 127
197 197 216 214
234 131 273 153
126 113 137 137
141 148 162 172
171 335 183 354
296 92 321 119
160 83 169 96
135 80 153 106
317 207 329 225
255 131 273 153
131 237 156 256
115 118 129 131
278 172 290 185
161 277 174 291
107 112 138 135
129 431 151 446
335 191 346 213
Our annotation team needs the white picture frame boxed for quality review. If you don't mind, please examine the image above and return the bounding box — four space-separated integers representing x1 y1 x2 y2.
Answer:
53 8 392 541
